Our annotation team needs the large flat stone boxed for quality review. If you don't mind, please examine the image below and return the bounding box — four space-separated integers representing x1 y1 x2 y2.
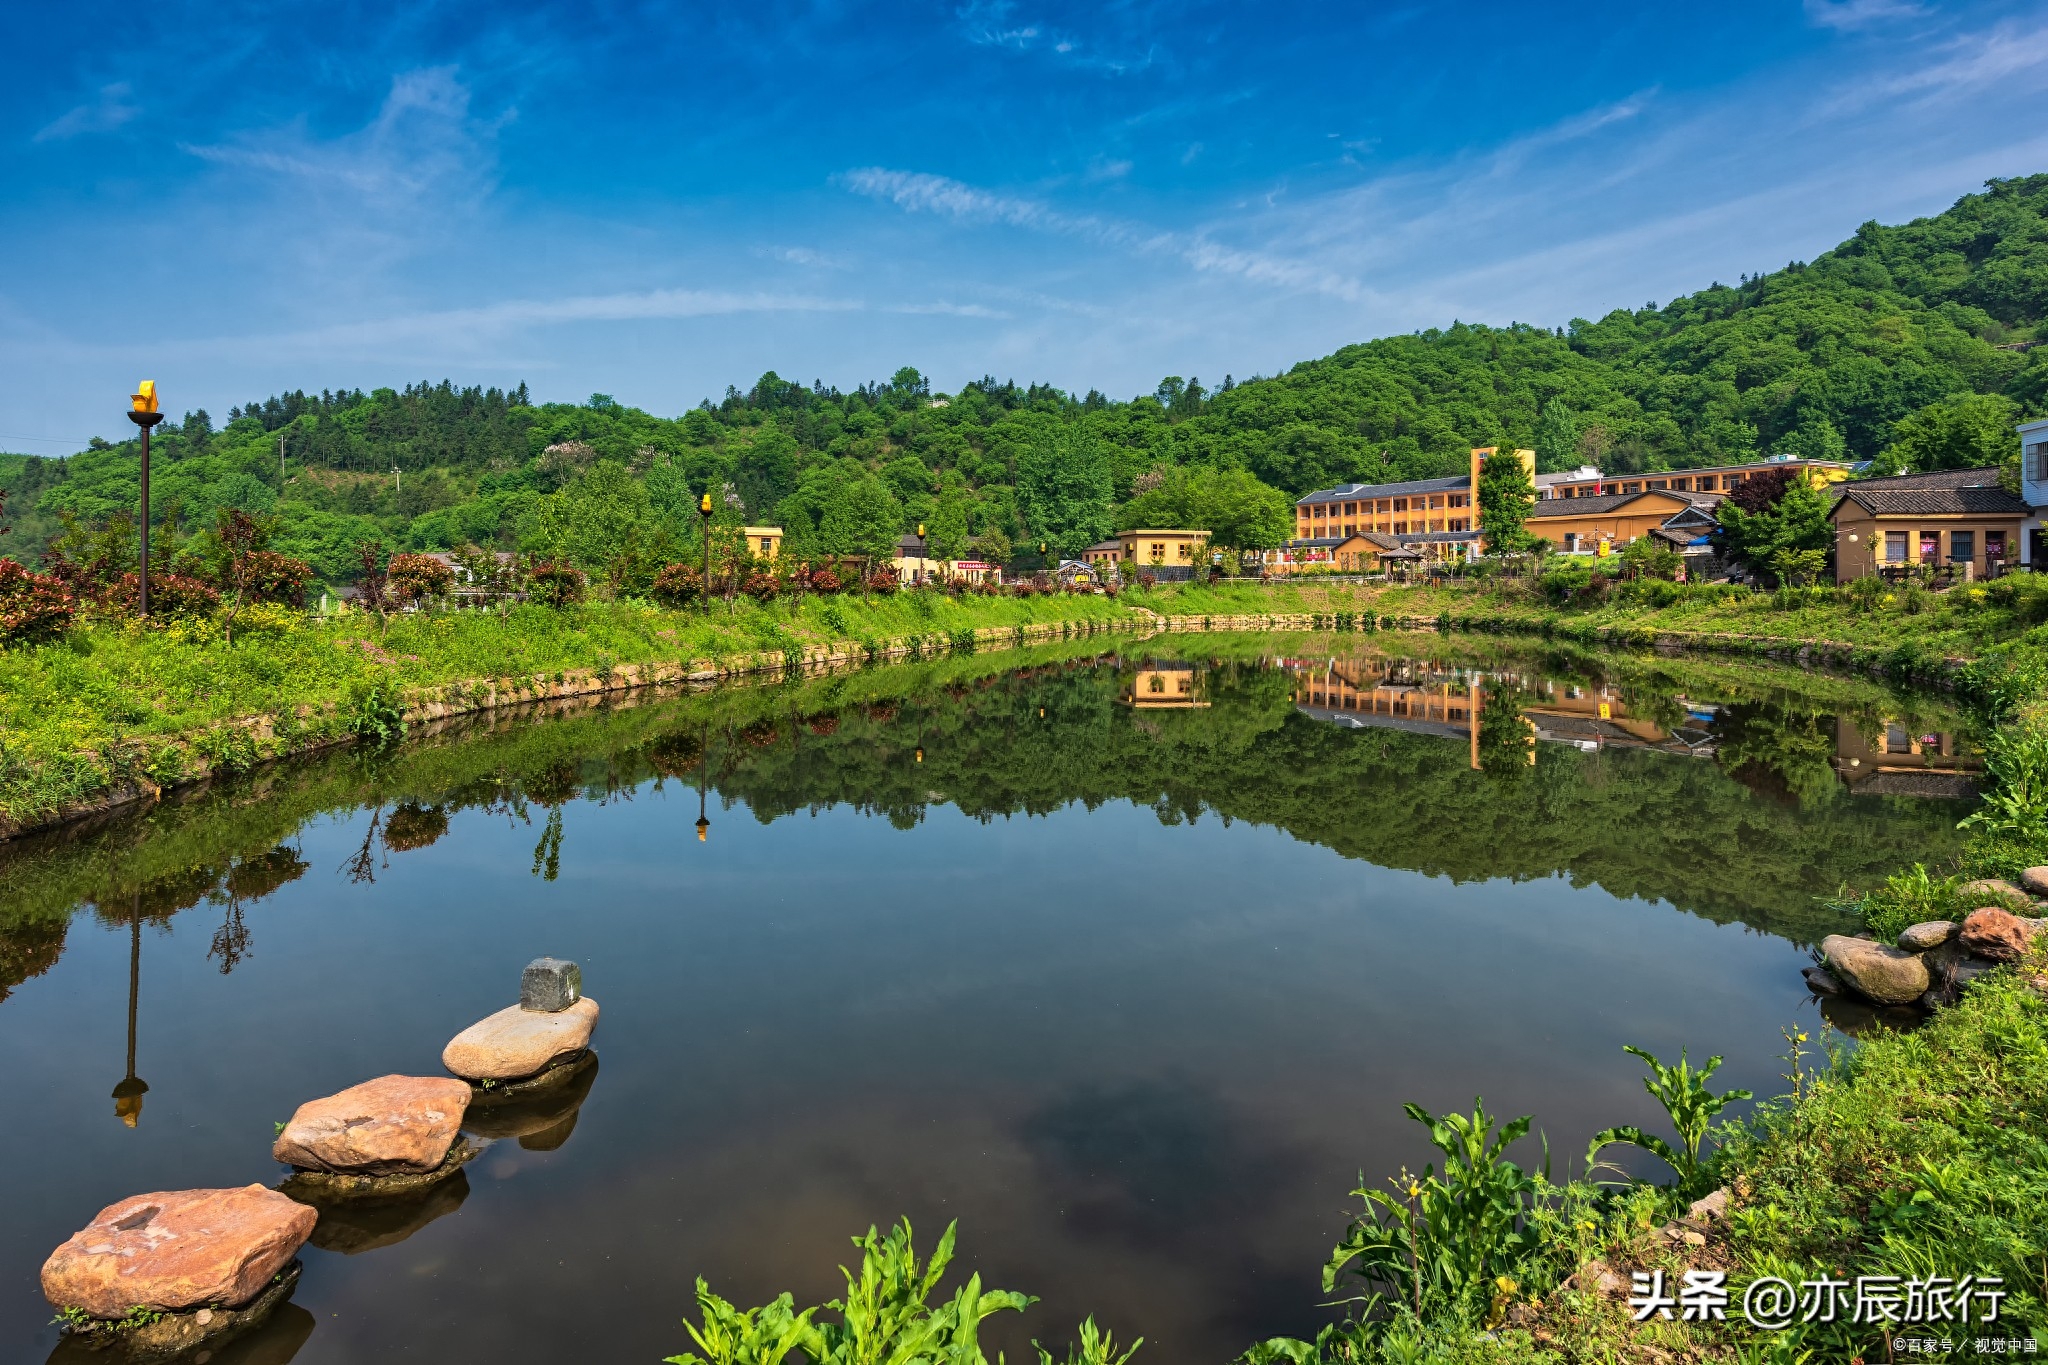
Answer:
1897 920 1957 951
442 997 599 1081
42 1186 315 1318
1821 934 1931 1006
272 1075 471 1176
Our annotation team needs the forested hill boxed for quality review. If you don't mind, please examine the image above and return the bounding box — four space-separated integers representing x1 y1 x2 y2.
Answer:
6 174 2048 582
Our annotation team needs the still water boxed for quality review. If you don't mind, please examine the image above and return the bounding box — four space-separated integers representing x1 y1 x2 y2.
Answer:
0 634 1978 1363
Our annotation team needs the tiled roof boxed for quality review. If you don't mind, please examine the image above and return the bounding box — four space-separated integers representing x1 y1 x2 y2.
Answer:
1845 467 2005 491
1083 540 1122 553
1528 489 1718 518
1295 475 1467 506
1834 486 2030 516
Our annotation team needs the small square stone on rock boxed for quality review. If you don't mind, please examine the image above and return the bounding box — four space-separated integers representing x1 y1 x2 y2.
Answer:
521 957 582 1013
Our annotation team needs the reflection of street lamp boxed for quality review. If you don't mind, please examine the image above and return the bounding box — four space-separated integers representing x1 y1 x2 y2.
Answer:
698 492 714 615
127 382 163 618
112 893 148 1127
695 722 711 843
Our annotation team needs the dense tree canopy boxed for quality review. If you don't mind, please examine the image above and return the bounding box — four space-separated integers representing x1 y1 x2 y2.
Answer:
7 176 2048 581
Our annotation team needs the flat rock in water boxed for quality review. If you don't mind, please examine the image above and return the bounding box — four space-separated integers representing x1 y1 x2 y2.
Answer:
2022 866 2048 897
1821 934 1931 1006
273 1075 472 1175
1897 920 1957 951
41 1185 315 1318
1959 907 2034 963
443 997 600 1081
1802 965 1844 995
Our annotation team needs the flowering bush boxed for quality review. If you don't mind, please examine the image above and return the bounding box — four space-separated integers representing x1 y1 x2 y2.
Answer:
105 571 221 618
386 553 456 605
238 550 314 607
651 562 704 608
0 558 73 645
865 570 900 595
528 561 587 608
742 571 780 603
808 567 844 595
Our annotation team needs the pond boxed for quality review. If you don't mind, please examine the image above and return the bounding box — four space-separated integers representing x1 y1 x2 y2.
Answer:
0 633 1980 1364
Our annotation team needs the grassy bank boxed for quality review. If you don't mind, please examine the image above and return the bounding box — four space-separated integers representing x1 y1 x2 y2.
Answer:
0 590 1133 832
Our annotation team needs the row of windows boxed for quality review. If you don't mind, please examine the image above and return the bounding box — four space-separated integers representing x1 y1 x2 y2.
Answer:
1305 493 1470 518
1879 530 2007 564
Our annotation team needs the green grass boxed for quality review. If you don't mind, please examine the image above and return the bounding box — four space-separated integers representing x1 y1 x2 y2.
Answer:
0 590 1132 829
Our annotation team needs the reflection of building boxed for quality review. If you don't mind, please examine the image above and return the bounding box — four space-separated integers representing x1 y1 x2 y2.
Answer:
1280 658 1714 766
1122 662 1209 709
1833 718 1982 797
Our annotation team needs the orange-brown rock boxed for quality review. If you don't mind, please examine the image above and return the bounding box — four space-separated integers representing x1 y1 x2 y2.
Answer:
272 1075 472 1175
41 1186 315 1318
1960 907 2036 963
442 997 600 1081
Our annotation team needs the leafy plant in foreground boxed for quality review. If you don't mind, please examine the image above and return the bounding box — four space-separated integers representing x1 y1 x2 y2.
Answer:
1322 1100 1549 1324
1585 1045 1751 1205
666 1219 1044 1365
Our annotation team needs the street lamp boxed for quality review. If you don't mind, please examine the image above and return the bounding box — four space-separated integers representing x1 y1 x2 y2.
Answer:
916 522 927 586
698 491 714 615
127 382 163 617
695 722 710 842
112 892 148 1127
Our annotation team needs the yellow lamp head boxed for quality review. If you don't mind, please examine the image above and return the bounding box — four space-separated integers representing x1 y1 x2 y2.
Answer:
916 523 926 538
699 491 713 515
131 381 158 415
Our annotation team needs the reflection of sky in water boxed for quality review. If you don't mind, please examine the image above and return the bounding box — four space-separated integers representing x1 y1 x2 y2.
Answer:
0 653 1959 1363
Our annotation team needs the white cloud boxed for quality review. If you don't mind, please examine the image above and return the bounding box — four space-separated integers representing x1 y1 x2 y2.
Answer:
1804 0 1925 31
1877 20 2048 96
34 83 138 142
840 167 1378 304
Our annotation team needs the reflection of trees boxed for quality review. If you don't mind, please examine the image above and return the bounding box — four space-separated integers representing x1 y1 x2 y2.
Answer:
382 803 449 852
208 846 306 974
1475 678 1536 779
0 641 1984 984
1715 704 1842 807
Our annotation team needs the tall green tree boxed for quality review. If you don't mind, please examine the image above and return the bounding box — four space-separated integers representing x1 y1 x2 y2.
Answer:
1873 393 2021 473
1015 419 1114 557
1117 466 1292 556
1476 452 1536 553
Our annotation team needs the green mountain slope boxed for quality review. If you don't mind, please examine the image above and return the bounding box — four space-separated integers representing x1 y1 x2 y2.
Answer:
6 174 2047 580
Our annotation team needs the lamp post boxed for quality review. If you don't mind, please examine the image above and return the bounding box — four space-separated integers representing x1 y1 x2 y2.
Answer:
695 722 710 843
698 491 713 615
127 382 163 617
112 891 148 1127
916 522 927 586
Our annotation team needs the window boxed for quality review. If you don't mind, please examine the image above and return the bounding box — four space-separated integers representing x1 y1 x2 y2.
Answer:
1344 502 1357 516
1919 532 1939 562
1393 498 1408 512
1885 531 1908 563
1989 530 2007 560
1950 531 1975 564
2030 443 2048 481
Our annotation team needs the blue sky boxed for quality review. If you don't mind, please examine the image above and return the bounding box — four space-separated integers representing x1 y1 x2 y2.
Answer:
4 0 2048 447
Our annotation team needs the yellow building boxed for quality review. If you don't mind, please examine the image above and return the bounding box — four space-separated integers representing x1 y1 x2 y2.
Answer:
1291 448 1531 559
1117 528 1211 568
742 526 784 560
1828 469 2030 583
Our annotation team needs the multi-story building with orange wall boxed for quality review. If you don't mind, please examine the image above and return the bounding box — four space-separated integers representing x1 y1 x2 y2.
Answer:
1290 447 1532 561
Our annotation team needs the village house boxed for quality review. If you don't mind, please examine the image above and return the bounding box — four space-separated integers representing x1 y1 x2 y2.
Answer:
1828 467 2030 583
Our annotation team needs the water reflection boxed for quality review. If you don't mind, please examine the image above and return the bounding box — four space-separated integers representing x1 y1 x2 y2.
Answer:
1280 652 1981 795
0 635 1988 1364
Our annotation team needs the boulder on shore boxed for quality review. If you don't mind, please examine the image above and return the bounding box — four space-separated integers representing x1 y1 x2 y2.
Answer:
1820 935 1930 1006
1961 878 2028 906
2021 866 2048 897
273 1075 472 1175
1897 920 1958 951
443 997 600 1082
1959 907 2035 963
42 1185 315 1318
